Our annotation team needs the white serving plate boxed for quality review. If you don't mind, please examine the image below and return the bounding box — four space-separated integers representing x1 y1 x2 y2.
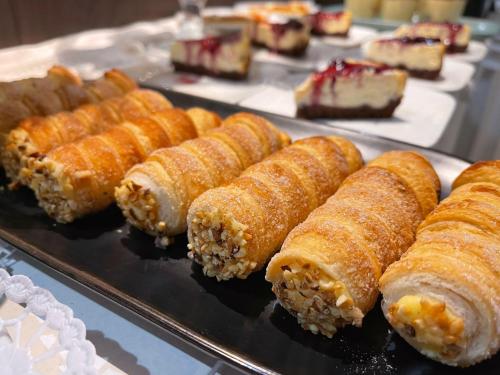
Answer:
318 25 379 48
142 61 296 104
253 38 345 70
150 74 267 105
447 40 488 64
409 58 476 93
238 82 456 148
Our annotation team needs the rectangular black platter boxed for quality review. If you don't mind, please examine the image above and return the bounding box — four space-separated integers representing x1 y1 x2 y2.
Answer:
0 88 497 375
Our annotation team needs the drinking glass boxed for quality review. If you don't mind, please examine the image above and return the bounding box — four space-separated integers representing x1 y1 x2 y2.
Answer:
177 0 208 39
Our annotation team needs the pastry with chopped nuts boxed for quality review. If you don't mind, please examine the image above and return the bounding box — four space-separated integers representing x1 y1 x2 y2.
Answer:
380 161 500 367
0 68 137 156
266 151 440 338
26 107 220 223
187 136 363 281
2 89 172 188
115 112 290 247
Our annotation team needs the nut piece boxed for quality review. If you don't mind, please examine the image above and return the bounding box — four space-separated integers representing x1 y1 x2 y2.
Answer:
188 208 255 281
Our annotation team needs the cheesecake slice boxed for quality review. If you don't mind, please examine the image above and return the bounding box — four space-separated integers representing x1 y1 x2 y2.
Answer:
364 37 446 80
311 10 352 37
295 59 407 119
246 2 311 56
395 22 471 53
170 27 251 80
252 15 311 56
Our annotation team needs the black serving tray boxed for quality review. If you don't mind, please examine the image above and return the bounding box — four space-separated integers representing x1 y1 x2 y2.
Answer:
0 89 497 375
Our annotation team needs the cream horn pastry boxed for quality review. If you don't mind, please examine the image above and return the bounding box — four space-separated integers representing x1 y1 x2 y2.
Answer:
0 68 136 153
186 136 363 281
379 161 500 367
452 160 500 189
266 151 440 337
3 89 171 187
115 112 290 246
27 108 220 223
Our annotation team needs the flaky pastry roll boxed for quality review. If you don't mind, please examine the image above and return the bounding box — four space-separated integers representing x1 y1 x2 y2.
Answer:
452 160 500 189
266 151 440 338
3 89 171 186
115 112 290 246
0 65 81 103
379 161 500 367
0 68 136 152
187 136 363 281
27 108 220 223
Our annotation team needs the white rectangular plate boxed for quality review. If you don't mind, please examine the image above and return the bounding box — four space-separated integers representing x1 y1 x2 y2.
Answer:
253 39 345 70
239 82 456 148
447 40 488 64
409 58 476 93
318 25 379 48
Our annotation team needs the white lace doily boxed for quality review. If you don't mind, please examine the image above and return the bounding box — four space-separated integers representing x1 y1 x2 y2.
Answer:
0 268 97 375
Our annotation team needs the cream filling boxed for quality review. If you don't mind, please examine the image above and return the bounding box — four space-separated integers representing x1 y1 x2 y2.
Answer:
364 41 444 70
115 170 185 247
171 36 250 73
295 72 406 109
395 24 470 47
254 22 310 50
387 295 466 359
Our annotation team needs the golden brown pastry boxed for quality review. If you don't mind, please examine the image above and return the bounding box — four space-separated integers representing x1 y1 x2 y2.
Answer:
0 67 136 153
452 160 500 189
186 136 363 281
115 112 291 246
266 151 440 338
27 108 220 223
379 161 500 367
3 89 171 186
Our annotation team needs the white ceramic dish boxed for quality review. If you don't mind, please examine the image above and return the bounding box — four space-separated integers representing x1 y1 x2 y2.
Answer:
238 82 456 148
318 25 379 48
408 58 475 93
253 38 344 70
447 40 488 64
144 62 295 104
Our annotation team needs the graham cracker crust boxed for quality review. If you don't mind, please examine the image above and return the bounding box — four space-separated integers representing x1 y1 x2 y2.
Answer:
296 98 402 119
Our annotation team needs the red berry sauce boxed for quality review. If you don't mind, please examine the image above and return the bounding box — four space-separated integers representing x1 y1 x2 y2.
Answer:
181 31 241 70
311 59 392 105
311 11 344 33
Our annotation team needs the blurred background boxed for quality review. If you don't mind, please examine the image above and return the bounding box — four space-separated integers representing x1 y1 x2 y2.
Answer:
1 0 497 48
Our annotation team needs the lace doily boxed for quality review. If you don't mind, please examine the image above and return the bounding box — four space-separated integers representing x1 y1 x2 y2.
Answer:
0 268 97 375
